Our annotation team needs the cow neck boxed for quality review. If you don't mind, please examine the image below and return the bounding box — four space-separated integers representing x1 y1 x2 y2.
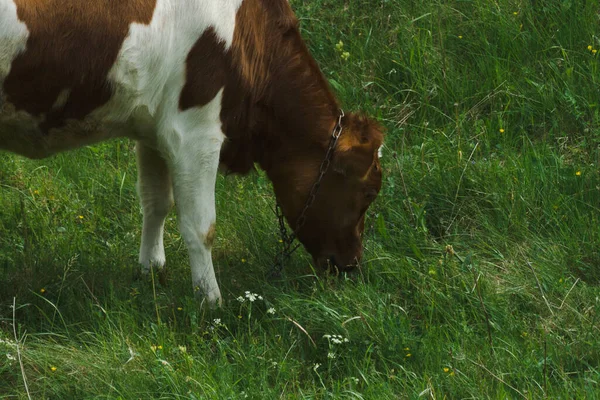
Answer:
256 28 342 228
261 17 340 160
220 0 340 177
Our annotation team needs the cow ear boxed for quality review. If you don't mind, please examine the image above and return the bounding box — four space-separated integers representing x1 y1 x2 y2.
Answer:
333 113 384 179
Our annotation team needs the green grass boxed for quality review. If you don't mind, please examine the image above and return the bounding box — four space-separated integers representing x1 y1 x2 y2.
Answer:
1 0 599 398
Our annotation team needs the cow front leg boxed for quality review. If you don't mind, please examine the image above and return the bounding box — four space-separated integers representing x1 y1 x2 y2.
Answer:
136 142 173 273
167 127 223 307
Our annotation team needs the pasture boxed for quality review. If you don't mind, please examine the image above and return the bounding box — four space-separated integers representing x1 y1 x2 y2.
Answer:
1 0 599 398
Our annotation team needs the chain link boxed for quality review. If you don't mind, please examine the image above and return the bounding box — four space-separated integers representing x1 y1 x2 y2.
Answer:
269 109 345 278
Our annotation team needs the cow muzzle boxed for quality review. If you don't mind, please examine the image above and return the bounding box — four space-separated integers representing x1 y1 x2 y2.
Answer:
315 254 359 274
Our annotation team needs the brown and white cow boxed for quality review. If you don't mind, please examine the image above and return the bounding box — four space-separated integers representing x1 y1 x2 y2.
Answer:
0 0 383 305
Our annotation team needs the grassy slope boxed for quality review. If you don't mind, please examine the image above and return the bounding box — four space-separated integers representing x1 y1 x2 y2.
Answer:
1 0 599 398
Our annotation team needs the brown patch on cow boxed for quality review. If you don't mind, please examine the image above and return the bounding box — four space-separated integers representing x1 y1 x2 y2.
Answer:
179 28 230 110
219 0 340 174
204 223 216 248
3 0 157 132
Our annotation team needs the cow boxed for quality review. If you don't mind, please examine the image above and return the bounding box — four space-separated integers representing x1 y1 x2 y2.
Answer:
0 0 384 306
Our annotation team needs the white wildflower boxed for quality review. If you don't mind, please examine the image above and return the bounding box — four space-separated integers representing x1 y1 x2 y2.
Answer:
213 318 221 326
324 334 348 345
267 307 276 315
245 291 259 302
6 353 16 361
328 352 336 359
313 363 321 372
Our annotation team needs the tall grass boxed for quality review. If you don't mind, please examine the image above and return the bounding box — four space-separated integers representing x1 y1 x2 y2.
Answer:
1 0 599 398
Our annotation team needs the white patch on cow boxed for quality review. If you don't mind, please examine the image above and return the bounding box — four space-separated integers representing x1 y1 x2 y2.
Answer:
377 144 383 159
0 0 29 81
104 0 244 124
51 89 71 111
164 91 226 306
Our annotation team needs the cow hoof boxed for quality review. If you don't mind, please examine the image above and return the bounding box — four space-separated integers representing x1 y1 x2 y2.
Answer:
138 264 167 286
195 285 222 308
158 268 168 286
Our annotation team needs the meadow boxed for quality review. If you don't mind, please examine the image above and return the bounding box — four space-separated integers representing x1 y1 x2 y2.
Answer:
1 0 599 398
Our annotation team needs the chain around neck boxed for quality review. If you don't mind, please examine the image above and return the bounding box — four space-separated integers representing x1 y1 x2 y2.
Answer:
269 109 345 277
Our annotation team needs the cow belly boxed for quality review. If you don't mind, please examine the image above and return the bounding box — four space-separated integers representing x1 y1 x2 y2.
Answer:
0 99 143 159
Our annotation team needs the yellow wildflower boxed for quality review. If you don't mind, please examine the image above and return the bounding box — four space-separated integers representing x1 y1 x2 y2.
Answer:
575 171 581 176
40 288 46 294
593 50 598 55
588 45 593 51
443 367 450 373
78 215 84 219
50 366 57 372
499 128 505 133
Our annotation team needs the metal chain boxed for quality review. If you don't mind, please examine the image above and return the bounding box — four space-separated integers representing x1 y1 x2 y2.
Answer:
269 109 345 278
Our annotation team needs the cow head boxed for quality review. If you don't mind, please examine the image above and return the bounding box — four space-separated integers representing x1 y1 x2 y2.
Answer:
271 113 384 272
